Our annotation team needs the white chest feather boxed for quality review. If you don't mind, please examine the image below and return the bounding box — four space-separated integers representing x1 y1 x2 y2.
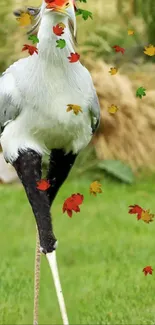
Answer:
0 14 94 163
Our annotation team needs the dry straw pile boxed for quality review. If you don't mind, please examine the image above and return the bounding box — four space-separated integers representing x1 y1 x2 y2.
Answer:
84 58 155 171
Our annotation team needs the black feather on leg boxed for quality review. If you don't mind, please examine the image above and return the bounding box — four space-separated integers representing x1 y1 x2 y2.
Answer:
12 149 57 254
46 149 77 207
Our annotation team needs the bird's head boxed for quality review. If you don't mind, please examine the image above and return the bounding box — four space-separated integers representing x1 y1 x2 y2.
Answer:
43 0 77 36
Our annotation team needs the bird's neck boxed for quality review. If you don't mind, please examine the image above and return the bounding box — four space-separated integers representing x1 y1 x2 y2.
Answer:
37 14 75 67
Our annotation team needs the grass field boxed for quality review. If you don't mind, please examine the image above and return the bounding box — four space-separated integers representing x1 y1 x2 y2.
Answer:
1 174 155 325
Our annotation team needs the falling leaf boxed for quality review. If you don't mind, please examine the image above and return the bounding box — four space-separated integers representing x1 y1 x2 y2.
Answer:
62 193 84 218
128 29 134 35
108 105 119 114
76 8 93 20
109 67 118 75
128 204 144 220
22 44 38 55
56 39 66 49
66 104 83 115
58 22 66 28
53 23 65 36
16 12 32 27
112 45 125 55
28 34 39 44
144 44 155 57
90 181 102 196
143 266 153 276
68 52 80 63
36 179 51 191
141 209 155 223
136 87 146 99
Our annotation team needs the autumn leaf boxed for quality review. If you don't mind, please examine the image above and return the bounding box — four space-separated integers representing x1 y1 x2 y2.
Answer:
136 87 146 99
62 193 84 218
28 34 39 44
22 44 38 55
53 23 65 36
16 12 32 27
66 104 83 115
58 23 66 28
56 39 66 49
128 29 134 35
128 204 144 220
143 266 153 276
141 209 155 223
68 52 80 63
72 193 84 205
36 179 51 191
144 44 155 56
90 181 102 196
109 67 118 75
108 104 119 114
112 45 125 54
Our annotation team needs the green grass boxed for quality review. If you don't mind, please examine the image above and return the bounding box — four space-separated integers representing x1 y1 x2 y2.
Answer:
1 174 155 324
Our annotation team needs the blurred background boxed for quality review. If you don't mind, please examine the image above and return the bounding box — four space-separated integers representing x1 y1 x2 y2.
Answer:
1 0 155 324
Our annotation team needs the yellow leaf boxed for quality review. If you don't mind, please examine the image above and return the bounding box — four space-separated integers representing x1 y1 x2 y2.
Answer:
109 67 118 75
58 23 66 28
66 104 83 115
90 181 102 196
141 209 155 223
16 12 32 27
144 44 155 57
128 29 134 35
108 105 119 114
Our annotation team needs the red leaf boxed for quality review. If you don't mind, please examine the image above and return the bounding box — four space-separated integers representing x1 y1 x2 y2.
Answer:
62 193 84 217
53 24 64 36
22 44 38 55
71 193 84 205
68 52 80 63
36 179 51 191
128 204 144 220
142 266 153 276
112 45 125 55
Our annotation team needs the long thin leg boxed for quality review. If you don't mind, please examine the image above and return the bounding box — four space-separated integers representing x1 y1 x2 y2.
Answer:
13 149 57 254
46 149 77 207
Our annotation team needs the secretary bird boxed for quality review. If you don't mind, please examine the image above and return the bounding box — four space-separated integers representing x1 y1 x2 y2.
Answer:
0 0 100 254
0 0 100 322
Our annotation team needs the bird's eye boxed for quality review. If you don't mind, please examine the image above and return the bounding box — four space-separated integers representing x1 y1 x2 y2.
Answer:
28 9 35 15
65 2 69 7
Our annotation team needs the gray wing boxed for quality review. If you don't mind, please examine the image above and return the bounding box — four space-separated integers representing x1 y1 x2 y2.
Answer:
89 88 101 134
0 74 21 134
